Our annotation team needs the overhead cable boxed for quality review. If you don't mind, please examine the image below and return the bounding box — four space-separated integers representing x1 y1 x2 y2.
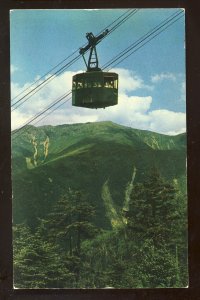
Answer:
12 9 183 137
11 9 139 109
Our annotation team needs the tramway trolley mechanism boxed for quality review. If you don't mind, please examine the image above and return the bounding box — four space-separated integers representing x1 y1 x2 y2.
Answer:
72 30 118 109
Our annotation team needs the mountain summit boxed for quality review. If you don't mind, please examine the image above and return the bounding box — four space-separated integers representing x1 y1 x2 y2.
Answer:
12 121 186 229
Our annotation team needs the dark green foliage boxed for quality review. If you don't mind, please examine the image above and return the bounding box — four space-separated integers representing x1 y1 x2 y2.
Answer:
13 172 187 288
12 122 186 229
125 170 188 287
77 172 187 288
42 189 97 256
126 170 179 243
13 190 98 288
12 122 187 288
13 224 74 288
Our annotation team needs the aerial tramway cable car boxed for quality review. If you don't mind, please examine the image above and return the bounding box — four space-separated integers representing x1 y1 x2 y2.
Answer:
72 30 118 109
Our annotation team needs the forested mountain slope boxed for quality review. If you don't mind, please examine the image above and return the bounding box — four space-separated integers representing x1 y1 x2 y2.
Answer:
12 121 186 229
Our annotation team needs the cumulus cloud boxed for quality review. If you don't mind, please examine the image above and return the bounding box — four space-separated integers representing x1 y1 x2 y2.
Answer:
96 93 152 128
11 109 32 130
148 110 186 135
11 68 186 135
11 65 19 74
151 72 176 83
11 70 78 118
95 95 186 135
112 68 153 93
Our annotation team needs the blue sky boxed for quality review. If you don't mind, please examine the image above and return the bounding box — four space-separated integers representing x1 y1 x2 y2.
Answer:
10 9 186 135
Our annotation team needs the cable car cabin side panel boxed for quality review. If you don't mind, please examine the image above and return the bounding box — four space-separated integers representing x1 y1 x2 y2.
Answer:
72 71 118 109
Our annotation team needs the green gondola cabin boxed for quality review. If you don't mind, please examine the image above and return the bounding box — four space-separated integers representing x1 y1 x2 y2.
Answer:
72 30 118 109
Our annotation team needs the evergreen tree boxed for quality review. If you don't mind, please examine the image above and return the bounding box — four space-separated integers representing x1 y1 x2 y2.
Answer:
45 190 97 253
13 190 98 288
125 170 187 287
13 176 187 288
79 171 187 288
42 189 97 287
13 223 74 288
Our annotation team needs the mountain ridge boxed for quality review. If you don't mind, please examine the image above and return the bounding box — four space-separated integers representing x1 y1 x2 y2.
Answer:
12 121 187 229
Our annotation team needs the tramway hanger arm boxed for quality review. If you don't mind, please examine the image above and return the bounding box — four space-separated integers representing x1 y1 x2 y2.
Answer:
72 28 118 109
79 29 109 71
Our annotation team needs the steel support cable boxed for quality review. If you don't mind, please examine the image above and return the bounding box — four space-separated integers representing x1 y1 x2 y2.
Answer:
96 9 133 36
11 54 80 110
11 9 136 107
11 9 140 136
12 90 72 137
11 10 140 137
102 9 184 70
107 9 138 35
30 12 184 128
96 9 139 48
78 9 139 70
32 96 71 127
12 96 72 140
12 11 184 137
102 10 179 69
11 9 132 104
108 14 184 71
11 55 80 112
106 11 184 69
12 10 136 113
11 50 79 104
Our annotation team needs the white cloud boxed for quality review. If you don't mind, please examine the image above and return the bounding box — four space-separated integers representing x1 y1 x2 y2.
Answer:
11 65 19 74
42 107 99 126
11 109 32 130
96 93 152 129
36 93 186 136
11 70 78 116
95 95 186 135
148 110 186 135
113 68 153 93
11 68 186 135
151 72 176 83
